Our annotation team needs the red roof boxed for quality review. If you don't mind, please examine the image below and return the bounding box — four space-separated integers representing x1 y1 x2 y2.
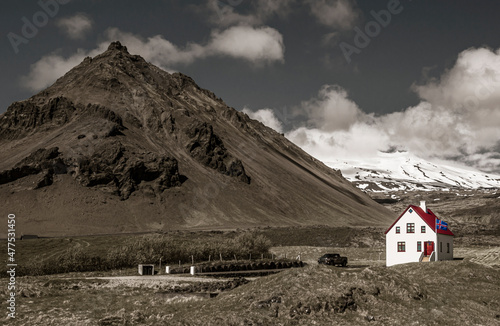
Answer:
385 205 454 236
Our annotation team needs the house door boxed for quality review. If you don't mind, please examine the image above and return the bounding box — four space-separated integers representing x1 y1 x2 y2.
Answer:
424 242 434 255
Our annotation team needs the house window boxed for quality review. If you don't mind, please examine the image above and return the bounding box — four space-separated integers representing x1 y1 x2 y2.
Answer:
440 242 442 252
421 226 426 233
447 243 450 253
417 241 422 252
397 242 406 252
407 223 415 233
395 226 400 234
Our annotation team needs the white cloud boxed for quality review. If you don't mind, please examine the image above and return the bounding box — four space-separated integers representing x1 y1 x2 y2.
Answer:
101 27 284 67
20 45 107 91
57 13 92 39
285 47 500 173
20 26 284 92
242 107 283 133
301 84 364 131
287 124 389 162
286 85 388 161
307 0 359 30
408 47 500 171
102 28 205 67
208 25 284 64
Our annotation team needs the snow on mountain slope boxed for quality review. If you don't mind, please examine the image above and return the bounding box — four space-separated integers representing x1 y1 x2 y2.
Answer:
325 151 500 192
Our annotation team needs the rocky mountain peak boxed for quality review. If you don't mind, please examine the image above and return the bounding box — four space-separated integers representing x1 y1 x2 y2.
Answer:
0 42 393 235
107 41 128 53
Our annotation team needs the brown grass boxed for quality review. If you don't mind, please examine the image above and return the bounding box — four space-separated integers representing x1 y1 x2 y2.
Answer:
2 245 499 325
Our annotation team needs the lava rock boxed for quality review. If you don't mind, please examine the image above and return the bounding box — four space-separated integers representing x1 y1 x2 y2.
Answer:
185 121 250 183
74 141 181 199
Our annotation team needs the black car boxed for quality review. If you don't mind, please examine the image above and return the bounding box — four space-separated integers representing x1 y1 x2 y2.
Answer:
318 253 347 267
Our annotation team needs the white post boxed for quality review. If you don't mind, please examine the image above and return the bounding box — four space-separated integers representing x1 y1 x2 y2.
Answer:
190 266 195 275
165 266 170 274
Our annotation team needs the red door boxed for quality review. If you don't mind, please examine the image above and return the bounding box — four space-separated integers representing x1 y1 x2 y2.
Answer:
424 242 434 255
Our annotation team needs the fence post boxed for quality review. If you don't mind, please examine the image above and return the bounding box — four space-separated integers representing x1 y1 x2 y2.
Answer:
209 255 211 262
179 260 181 267
220 253 222 262
249 253 251 261
192 255 194 265
234 254 237 261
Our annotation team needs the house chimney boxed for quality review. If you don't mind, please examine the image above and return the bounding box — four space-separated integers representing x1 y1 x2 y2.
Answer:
420 201 427 213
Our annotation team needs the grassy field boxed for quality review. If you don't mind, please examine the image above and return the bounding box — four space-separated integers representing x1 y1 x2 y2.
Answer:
1 227 499 325
1 225 496 275
1 227 385 276
1 230 274 276
1 245 499 325
1 231 227 269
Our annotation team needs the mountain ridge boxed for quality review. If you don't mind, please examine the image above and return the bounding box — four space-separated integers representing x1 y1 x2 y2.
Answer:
326 151 500 192
0 41 394 236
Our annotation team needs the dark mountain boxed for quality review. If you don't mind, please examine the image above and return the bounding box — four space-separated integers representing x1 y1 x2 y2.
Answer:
0 42 394 236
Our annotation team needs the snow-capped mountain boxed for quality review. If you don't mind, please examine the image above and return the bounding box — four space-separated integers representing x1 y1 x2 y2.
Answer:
325 151 500 192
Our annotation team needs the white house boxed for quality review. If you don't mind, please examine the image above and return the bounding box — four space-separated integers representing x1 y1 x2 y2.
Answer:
385 201 454 267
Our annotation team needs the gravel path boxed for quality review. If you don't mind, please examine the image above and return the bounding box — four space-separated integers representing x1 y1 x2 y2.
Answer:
86 274 223 282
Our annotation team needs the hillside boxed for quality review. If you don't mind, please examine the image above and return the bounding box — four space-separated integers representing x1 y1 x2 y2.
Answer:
0 42 393 237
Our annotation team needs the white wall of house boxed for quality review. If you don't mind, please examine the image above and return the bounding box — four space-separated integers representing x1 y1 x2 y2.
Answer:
436 234 453 261
386 208 436 267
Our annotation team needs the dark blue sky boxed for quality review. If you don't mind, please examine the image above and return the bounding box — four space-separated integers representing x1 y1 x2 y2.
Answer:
2 0 500 115
2 1 500 173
